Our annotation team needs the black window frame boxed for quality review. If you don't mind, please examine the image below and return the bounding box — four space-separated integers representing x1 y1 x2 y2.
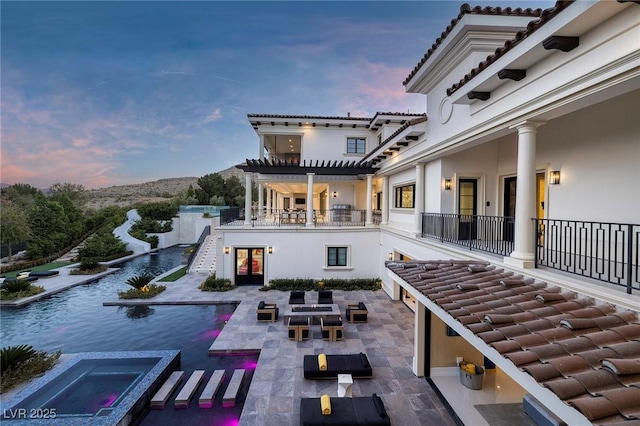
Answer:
394 184 415 208
327 246 348 267
346 137 366 154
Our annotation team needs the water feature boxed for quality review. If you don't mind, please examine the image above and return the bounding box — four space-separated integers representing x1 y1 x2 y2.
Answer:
0 246 256 425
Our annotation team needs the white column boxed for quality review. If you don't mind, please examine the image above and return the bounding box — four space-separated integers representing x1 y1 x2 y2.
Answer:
258 183 264 218
505 121 545 268
259 134 265 159
365 174 374 226
414 163 425 236
306 173 315 227
244 172 252 226
266 187 272 216
412 299 427 377
381 176 389 225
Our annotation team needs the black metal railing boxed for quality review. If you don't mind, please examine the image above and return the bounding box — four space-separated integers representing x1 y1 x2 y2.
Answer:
421 213 515 256
220 207 241 225
186 225 211 269
534 219 640 294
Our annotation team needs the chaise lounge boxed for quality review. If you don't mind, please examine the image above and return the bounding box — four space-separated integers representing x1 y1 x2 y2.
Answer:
303 352 373 379
299 393 390 426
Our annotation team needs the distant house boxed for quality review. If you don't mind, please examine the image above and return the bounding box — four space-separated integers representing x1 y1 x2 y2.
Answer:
214 2 640 424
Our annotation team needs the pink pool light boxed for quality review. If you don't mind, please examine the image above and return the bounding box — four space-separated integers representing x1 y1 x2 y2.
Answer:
56 327 68 333
218 313 233 322
239 359 257 370
98 393 119 407
199 329 221 340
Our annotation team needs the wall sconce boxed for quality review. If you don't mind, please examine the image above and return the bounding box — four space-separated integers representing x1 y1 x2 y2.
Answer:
549 170 561 185
332 191 338 198
388 252 393 261
267 246 273 254
224 246 230 254
444 179 452 190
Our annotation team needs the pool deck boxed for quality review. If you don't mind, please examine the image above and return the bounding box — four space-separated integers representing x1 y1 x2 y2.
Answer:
108 271 459 426
3 267 458 425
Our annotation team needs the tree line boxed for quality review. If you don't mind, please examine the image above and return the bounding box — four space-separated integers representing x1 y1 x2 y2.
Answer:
0 172 253 264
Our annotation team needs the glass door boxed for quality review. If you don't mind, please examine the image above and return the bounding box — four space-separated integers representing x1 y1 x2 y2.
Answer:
235 248 264 285
458 179 477 241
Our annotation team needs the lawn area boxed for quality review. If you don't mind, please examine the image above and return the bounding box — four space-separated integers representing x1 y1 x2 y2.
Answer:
158 266 187 282
1 261 72 278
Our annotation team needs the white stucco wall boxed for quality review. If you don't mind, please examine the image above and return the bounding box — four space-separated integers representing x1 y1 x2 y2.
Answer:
217 228 380 283
299 127 372 163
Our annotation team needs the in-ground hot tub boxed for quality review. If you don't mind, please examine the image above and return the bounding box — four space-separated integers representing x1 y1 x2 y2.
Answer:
1 350 180 426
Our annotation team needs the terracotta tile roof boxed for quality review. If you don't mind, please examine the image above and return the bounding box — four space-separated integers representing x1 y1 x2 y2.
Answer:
360 115 428 162
386 260 640 424
446 1 573 97
403 3 547 87
247 114 371 121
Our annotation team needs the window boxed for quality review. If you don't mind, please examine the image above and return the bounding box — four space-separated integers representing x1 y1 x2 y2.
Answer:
327 247 348 267
346 137 366 154
394 184 415 208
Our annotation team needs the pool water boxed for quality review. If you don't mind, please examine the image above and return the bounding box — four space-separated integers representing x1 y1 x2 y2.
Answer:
18 358 160 415
0 246 256 425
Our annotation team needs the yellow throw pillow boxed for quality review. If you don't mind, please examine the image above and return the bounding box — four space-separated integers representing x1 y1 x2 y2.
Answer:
321 394 331 415
318 353 327 371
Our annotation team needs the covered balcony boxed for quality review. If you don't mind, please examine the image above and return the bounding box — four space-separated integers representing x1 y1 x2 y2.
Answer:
421 212 640 295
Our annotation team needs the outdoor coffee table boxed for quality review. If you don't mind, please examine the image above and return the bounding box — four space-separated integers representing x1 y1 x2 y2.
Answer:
282 304 341 325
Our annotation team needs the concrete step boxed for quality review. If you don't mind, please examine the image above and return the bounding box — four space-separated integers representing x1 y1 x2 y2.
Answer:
150 371 184 409
198 370 226 408
222 369 245 408
175 370 205 409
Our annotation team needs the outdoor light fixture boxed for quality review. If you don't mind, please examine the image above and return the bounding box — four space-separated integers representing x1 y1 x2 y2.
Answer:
549 170 561 185
444 179 452 190
268 246 273 254
224 246 230 254
388 252 393 261
332 191 338 198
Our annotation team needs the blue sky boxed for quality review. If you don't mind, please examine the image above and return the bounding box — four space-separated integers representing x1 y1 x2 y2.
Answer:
1 1 554 189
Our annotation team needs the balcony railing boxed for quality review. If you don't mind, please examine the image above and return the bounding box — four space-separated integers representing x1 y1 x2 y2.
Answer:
421 213 640 294
535 219 640 294
221 208 374 227
421 213 515 256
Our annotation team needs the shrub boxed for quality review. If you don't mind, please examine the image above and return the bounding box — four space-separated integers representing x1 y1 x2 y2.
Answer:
260 277 381 291
0 282 45 300
1 279 32 294
199 276 235 292
0 347 61 393
1 344 37 371
125 273 155 291
78 232 127 260
118 284 166 299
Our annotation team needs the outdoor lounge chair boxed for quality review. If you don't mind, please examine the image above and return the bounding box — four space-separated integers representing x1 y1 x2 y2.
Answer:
346 302 368 323
303 352 372 379
288 317 310 341
321 317 343 341
256 301 279 322
289 291 306 304
299 393 390 426
317 290 333 304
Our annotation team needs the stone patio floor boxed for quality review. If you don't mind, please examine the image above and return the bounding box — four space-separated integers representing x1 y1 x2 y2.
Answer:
126 270 460 426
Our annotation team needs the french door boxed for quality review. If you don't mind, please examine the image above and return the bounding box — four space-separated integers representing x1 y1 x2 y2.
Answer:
235 248 264 285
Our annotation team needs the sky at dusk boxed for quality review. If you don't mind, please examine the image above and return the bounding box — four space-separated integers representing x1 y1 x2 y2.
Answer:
1 0 555 190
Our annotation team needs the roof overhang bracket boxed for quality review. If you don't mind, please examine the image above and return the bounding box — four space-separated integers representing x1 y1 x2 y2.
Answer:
467 91 491 101
542 36 579 52
497 69 526 81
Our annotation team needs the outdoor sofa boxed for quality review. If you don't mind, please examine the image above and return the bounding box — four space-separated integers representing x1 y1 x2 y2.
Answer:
289 291 306 304
299 393 390 426
303 352 372 379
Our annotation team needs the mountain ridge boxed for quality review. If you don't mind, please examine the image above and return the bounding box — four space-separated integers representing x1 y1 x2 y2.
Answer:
85 166 244 209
